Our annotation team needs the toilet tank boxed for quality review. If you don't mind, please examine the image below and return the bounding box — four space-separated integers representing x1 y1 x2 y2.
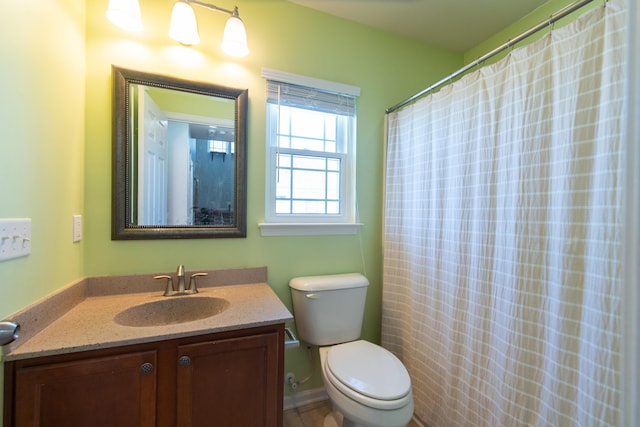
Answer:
289 273 369 346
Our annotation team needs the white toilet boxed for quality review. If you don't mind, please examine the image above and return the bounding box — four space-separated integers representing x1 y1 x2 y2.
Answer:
289 273 414 427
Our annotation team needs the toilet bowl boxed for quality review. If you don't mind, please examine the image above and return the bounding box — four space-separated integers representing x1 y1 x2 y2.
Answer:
319 342 414 427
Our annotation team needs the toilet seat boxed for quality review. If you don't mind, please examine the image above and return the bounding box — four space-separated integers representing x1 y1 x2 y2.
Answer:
325 340 411 410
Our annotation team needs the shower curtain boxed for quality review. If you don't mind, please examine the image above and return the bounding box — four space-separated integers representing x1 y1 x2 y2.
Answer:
382 2 626 426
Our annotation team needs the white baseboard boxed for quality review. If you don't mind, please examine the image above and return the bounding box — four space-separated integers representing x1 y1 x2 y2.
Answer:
283 387 329 411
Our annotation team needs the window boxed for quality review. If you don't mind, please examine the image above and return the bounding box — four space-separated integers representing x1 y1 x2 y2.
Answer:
208 140 227 154
260 69 361 236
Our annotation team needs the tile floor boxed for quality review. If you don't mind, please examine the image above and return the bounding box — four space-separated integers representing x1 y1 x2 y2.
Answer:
283 399 332 427
283 399 421 427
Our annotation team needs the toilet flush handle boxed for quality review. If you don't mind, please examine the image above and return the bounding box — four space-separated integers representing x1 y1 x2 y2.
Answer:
305 293 319 299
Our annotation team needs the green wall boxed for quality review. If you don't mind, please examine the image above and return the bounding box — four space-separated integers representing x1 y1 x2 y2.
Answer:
0 0 86 319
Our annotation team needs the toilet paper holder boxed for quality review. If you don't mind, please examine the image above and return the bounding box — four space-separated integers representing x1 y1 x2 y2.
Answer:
0 320 20 346
284 327 299 349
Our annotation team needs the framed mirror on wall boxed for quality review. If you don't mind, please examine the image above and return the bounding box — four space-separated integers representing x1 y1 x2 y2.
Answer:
111 66 248 239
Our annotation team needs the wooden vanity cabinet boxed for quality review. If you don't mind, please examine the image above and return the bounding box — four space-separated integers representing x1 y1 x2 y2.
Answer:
176 331 281 426
10 350 157 427
4 324 284 427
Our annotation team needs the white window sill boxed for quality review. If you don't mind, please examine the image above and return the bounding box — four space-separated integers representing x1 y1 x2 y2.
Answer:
258 222 363 236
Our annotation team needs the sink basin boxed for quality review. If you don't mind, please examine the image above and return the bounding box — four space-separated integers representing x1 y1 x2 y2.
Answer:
114 296 230 327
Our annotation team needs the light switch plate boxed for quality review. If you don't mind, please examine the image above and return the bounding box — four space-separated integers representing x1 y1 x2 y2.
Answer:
72 215 82 243
0 218 31 261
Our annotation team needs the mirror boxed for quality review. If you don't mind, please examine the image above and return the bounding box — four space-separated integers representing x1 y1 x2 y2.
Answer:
112 66 248 239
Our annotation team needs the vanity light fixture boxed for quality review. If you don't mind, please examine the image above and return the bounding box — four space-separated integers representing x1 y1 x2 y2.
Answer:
106 0 143 32
105 0 249 57
169 0 249 57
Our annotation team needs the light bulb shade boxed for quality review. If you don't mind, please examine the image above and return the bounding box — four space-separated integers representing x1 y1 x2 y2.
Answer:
169 1 200 45
221 16 249 57
106 0 143 32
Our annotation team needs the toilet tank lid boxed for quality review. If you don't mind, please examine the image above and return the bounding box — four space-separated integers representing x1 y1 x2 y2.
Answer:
289 273 369 291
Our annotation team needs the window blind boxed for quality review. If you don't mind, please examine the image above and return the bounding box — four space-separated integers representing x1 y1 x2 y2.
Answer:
266 81 356 116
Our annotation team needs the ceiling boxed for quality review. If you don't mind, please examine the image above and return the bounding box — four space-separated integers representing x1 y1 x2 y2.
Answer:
287 0 550 52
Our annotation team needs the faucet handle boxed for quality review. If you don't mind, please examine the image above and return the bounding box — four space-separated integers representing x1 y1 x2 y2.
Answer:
187 272 208 294
154 275 175 296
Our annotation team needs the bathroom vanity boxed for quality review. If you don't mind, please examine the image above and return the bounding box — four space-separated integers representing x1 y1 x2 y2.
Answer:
2 267 292 427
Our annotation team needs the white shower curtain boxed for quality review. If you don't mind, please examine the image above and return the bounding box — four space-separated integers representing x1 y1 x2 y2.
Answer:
382 2 626 426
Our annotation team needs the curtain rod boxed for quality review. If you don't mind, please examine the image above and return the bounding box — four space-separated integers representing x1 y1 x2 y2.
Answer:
386 0 598 114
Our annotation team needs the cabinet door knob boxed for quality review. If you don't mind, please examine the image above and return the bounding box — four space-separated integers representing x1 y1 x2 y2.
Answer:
178 356 191 367
140 362 154 375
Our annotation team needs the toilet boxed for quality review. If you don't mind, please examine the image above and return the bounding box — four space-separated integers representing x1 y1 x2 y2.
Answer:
289 273 414 427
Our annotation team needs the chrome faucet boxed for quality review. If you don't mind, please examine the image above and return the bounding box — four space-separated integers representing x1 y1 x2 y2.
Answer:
154 265 208 296
153 274 175 296
188 272 208 294
176 264 186 293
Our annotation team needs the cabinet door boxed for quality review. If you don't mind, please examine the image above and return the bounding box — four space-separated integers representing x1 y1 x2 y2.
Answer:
13 350 157 427
176 332 280 427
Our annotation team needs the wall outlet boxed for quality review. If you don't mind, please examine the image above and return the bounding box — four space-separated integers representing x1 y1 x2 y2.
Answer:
72 215 82 243
0 218 31 262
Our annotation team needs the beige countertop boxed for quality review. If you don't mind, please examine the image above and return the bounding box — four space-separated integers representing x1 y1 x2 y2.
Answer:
3 267 293 361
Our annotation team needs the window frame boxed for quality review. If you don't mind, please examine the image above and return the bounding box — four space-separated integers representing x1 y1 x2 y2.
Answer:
260 69 362 236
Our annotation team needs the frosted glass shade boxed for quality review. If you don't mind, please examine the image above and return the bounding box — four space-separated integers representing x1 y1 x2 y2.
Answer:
169 1 201 45
221 16 249 57
106 0 143 32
